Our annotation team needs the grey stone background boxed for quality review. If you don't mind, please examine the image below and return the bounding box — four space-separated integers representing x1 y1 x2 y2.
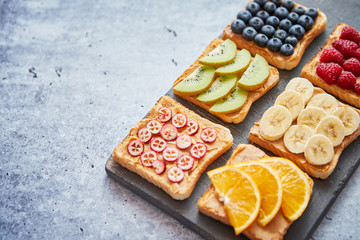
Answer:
0 0 359 239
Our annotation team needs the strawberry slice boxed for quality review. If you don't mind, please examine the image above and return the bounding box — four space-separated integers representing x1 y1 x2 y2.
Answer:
162 147 179 162
167 166 184 183
185 120 199 135
127 139 144 157
190 142 207 159
157 107 172 123
140 150 157 167
146 119 162 134
176 134 192 149
152 159 166 175
160 124 178 141
172 113 187 128
150 137 167 152
137 127 152 143
200 127 217 143
177 155 195 171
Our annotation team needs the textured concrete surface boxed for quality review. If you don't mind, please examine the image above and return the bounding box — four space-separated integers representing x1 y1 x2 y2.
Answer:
0 0 359 239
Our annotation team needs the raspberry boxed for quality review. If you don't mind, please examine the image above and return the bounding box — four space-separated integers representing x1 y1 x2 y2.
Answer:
319 47 344 65
340 25 360 45
332 39 358 59
356 48 360 61
316 62 343 85
343 58 360 77
355 83 360 95
337 71 356 90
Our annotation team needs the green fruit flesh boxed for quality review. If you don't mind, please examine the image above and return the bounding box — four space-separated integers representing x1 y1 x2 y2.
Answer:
237 54 269 91
173 65 215 95
199 39 237 66
215 49 251 75
209 86 248 114
196 75 237 103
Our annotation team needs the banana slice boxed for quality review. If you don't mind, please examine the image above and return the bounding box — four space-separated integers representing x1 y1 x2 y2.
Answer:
332 107 360 136
304 134 334 165
259 105 292 141
285 77 314 104
283 125 314 154
315 115 345 147
307 93 338 114
297 107 327 130
274 90 304 121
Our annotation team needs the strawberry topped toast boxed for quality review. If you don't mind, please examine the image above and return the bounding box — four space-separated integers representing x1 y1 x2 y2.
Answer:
113 96 233 200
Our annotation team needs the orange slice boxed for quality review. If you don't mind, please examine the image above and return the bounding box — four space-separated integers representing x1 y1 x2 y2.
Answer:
259 157 312 221
233 161 282 226
208 166 260 235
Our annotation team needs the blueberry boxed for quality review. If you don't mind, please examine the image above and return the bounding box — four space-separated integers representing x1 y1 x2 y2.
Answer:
274 7 289 20
297 15 314 31
267 38 283 52
270 0 282 7
256 10 269 22
263 2 277 15
282 0 295 11
280 43 295 56
305 7 318 20
288 24 305 40
287 12 299 23
266 16 280 28
254 33 269 47
242 26 258 41
261 25 276 38
293 6 305 16
285 36 298 47
237 10 252 23
279 19 292 32
231 19 246 34
249 17 264 31
246 2 261 15
254 0 267 7
274 29 288 42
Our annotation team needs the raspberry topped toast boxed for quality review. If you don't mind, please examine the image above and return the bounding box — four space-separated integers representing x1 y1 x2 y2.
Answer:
301 23 360 108
222 0 327 70
113 96 233 200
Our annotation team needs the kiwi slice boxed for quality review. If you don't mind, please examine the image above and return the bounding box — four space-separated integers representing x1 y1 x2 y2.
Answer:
173 65 215 95
196 75 237 103
209 86 248 114
199 39 237 66
215 49 251 75
237 54 269 91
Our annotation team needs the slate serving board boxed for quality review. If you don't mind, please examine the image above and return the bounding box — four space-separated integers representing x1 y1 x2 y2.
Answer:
106 0 360 239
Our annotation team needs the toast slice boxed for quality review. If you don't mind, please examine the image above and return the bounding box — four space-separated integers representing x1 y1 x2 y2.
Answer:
173 38 279 124
248 87 360 179
222 2 327 70
301 23 360 108
198 144 313 240
113 96 233 200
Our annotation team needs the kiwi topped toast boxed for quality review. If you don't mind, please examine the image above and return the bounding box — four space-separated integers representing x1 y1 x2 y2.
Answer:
173 38 279 124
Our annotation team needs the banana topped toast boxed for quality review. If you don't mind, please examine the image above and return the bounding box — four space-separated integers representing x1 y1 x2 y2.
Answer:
113 96 233 200
173 38 279 124
198 144 313 240
301 23 360 108
248 77 360 179
222 0 327 70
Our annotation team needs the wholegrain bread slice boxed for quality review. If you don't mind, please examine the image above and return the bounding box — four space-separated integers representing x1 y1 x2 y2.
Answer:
221 2 327 70
173 38 279 124
301 23 360 108
113 96 233 200
248 88 360 179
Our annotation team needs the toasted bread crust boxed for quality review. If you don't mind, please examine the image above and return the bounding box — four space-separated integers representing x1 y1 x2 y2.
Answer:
221 3 327 70
301 23 360 108
113 96 233 200
173 38 279 124
248 88 360 179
